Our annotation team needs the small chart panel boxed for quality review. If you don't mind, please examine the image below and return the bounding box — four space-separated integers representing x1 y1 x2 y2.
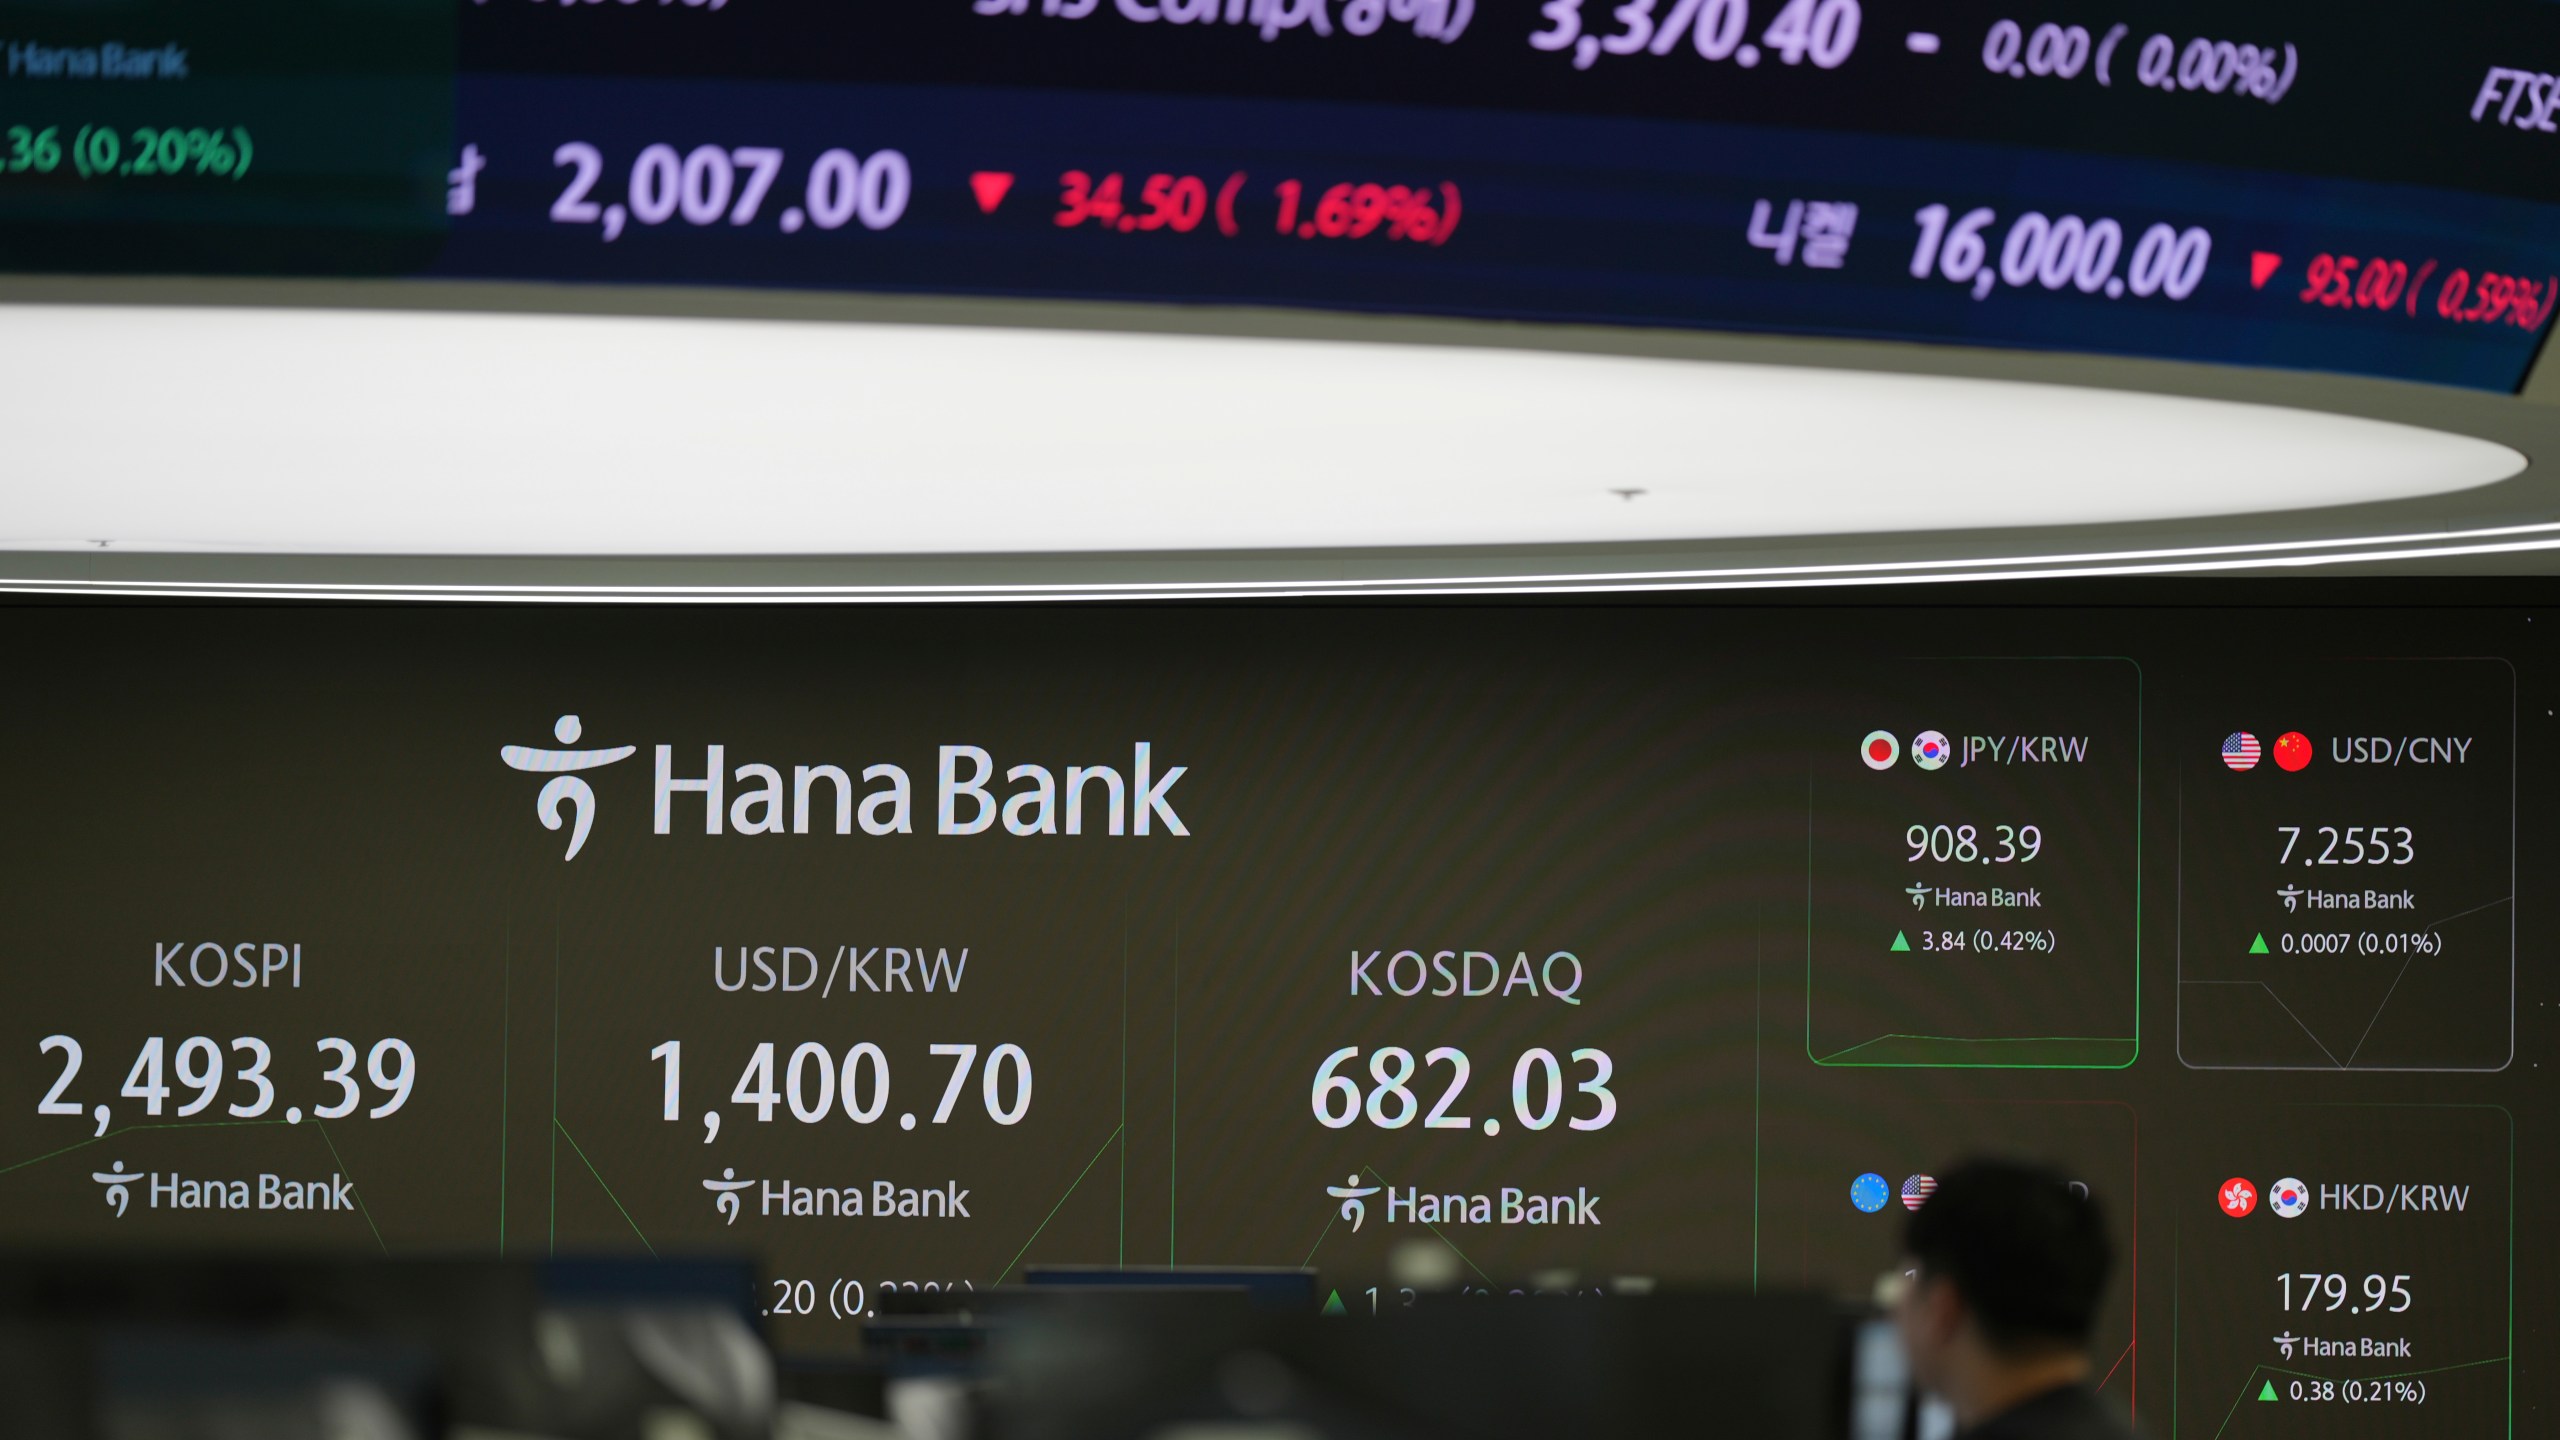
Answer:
1806 658 2141 1068
1762 1094 2139 1428
2177 660 2514 1071
2173 1103 2510 1440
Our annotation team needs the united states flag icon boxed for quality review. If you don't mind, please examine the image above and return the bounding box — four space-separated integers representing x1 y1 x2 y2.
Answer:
2222 732 2262 771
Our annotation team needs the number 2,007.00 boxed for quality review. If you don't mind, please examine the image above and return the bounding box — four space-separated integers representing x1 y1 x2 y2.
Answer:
1312 1045 1615 1132
551 142 911 239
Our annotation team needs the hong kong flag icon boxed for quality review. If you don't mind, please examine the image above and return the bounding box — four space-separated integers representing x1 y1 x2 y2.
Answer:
2219 1177 2258 1218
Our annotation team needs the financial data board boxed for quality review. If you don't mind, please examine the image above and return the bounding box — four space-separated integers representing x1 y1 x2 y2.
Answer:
0 594 2545 1440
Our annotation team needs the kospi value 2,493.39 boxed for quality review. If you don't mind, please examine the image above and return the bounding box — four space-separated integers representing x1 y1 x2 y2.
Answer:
549 141 911 242
37 1034 415 1135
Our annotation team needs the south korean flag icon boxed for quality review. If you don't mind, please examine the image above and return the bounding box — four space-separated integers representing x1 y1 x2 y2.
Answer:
2269 1178 2310 1218
1911 731 1952 771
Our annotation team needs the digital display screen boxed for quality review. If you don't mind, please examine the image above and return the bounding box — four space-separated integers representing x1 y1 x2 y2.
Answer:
0 594 2542 1440
3 1 2558 388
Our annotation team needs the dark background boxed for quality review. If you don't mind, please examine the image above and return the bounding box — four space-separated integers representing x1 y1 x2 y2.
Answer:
0 585 2546 1438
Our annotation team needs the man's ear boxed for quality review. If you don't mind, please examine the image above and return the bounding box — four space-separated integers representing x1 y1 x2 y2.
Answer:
1923 1274 1968 1345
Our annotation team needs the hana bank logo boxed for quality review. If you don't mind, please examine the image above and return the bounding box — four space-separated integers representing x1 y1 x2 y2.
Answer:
705 1168 755 1226
93 1161 138 1217
1329 1174 1382 1232
501 715 637 861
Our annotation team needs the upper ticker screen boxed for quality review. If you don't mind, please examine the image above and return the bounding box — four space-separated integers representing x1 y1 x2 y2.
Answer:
3 1 2557 387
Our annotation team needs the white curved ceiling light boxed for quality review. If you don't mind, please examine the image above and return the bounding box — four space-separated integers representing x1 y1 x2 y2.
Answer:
0 303 2526 555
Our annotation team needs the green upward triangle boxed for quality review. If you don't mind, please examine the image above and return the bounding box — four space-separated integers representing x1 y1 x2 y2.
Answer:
2249 933 2271 954
2257 1380 2279 1402
1322 1289 1348 1317
1890 931 1911 952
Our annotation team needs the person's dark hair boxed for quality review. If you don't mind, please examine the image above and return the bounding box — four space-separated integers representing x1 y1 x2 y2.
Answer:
1902 1157 2112 1352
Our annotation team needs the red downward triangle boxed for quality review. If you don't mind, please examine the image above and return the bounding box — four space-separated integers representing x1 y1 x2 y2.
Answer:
969 171 1015 214
2249 251 2283 290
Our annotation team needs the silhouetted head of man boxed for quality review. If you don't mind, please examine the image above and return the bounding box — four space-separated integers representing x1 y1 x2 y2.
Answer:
1894 1158 2124 1435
